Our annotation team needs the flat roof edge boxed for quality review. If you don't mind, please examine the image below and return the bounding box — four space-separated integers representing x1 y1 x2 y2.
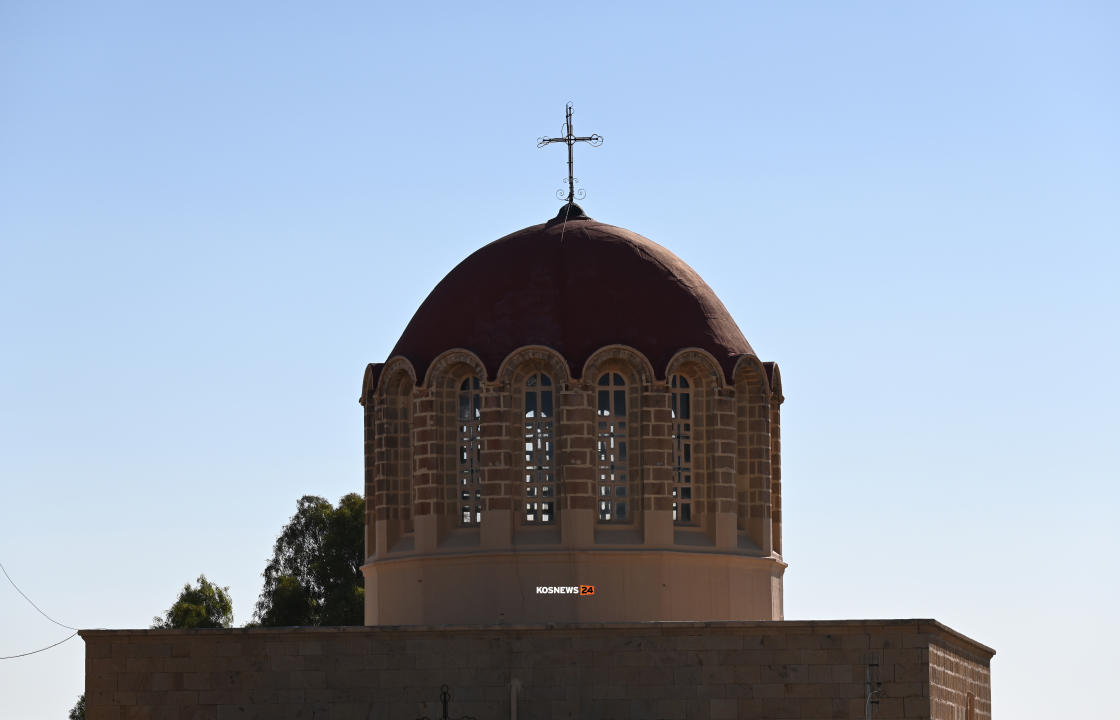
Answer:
79 617 993 657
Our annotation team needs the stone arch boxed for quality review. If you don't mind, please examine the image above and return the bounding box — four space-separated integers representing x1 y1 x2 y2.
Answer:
496 345 572 389
423 348 488 391
361 363 383 407
580 344 655 387
665 348 726 391
374 356 417 398
764 361 784 403
732 353 771 399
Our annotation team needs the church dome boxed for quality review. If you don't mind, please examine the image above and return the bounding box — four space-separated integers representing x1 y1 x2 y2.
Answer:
389 205 754 381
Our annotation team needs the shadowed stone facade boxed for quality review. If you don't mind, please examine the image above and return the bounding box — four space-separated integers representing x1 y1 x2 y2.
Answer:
80 620 992 720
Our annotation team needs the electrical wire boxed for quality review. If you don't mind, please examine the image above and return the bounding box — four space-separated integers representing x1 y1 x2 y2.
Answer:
0 632 78 660
0 560 79 630
558 200 573 244
0 558 82 659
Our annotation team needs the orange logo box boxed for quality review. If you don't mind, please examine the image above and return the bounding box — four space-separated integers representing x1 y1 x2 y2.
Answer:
580 585 596 596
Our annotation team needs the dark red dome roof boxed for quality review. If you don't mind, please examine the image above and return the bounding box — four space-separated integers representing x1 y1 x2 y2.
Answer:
389 207 754 382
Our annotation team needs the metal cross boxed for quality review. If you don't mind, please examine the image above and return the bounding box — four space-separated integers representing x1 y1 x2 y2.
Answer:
537 102 603 204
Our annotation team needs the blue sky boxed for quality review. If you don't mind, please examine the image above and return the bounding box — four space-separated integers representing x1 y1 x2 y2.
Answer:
1 2 1117 717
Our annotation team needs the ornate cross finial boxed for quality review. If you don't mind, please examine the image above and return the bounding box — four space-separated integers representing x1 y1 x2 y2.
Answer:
537 102 603 204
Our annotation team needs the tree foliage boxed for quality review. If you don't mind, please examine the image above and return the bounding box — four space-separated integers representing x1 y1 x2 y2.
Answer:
68 693 85 720
151 574 234 629
253 493 364 626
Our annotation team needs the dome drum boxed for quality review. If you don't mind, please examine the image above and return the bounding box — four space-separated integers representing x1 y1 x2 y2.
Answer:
361 342 784 625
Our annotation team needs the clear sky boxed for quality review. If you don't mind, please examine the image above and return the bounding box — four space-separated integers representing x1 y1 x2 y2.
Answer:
1 2 1117 718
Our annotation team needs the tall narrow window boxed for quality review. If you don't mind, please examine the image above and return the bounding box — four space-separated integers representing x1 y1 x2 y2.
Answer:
458 377 482 525
596 372 629 522
523 373 555 524
670 374 693 524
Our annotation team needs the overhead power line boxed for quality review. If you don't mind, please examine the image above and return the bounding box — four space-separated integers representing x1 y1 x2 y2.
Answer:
0 559 83 660
0 632 78 660
0 560 79 631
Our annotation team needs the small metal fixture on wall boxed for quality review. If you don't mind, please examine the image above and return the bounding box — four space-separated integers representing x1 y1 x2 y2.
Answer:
416 684 477 720
865 662 883 720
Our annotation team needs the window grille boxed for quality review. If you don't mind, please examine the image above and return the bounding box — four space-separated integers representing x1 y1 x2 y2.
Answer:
596 372 629 522
523 373 555 524
670 374 693 524
458 377 482 525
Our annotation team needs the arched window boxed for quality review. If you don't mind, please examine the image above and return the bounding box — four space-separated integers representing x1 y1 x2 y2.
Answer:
523 373 555 524
596 372 629 522
670 374 693 524
458 377 482 525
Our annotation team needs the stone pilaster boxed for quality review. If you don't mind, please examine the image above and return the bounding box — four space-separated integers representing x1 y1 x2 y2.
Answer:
641 384 673 546
411 388 439 552
769 395 782 556
559 383 594 546
746 389 773 555
479 384 513 549
374 385 413 556
362 396 377 560
709 387 738 549
735 364 773 555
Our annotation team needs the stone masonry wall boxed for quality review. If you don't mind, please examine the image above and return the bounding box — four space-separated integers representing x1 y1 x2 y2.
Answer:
363 347 784 562
929 642 993 720
82 619 993 720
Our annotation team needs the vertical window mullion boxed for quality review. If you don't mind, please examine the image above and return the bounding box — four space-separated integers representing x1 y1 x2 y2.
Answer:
671 375 692 524
459 377 481 525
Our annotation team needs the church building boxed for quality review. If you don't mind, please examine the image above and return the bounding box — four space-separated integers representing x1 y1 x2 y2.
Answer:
80 109 994 720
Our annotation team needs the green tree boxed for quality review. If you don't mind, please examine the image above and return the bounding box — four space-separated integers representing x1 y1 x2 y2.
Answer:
253 493 364 626
68 693 85 720
151 575 234 629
